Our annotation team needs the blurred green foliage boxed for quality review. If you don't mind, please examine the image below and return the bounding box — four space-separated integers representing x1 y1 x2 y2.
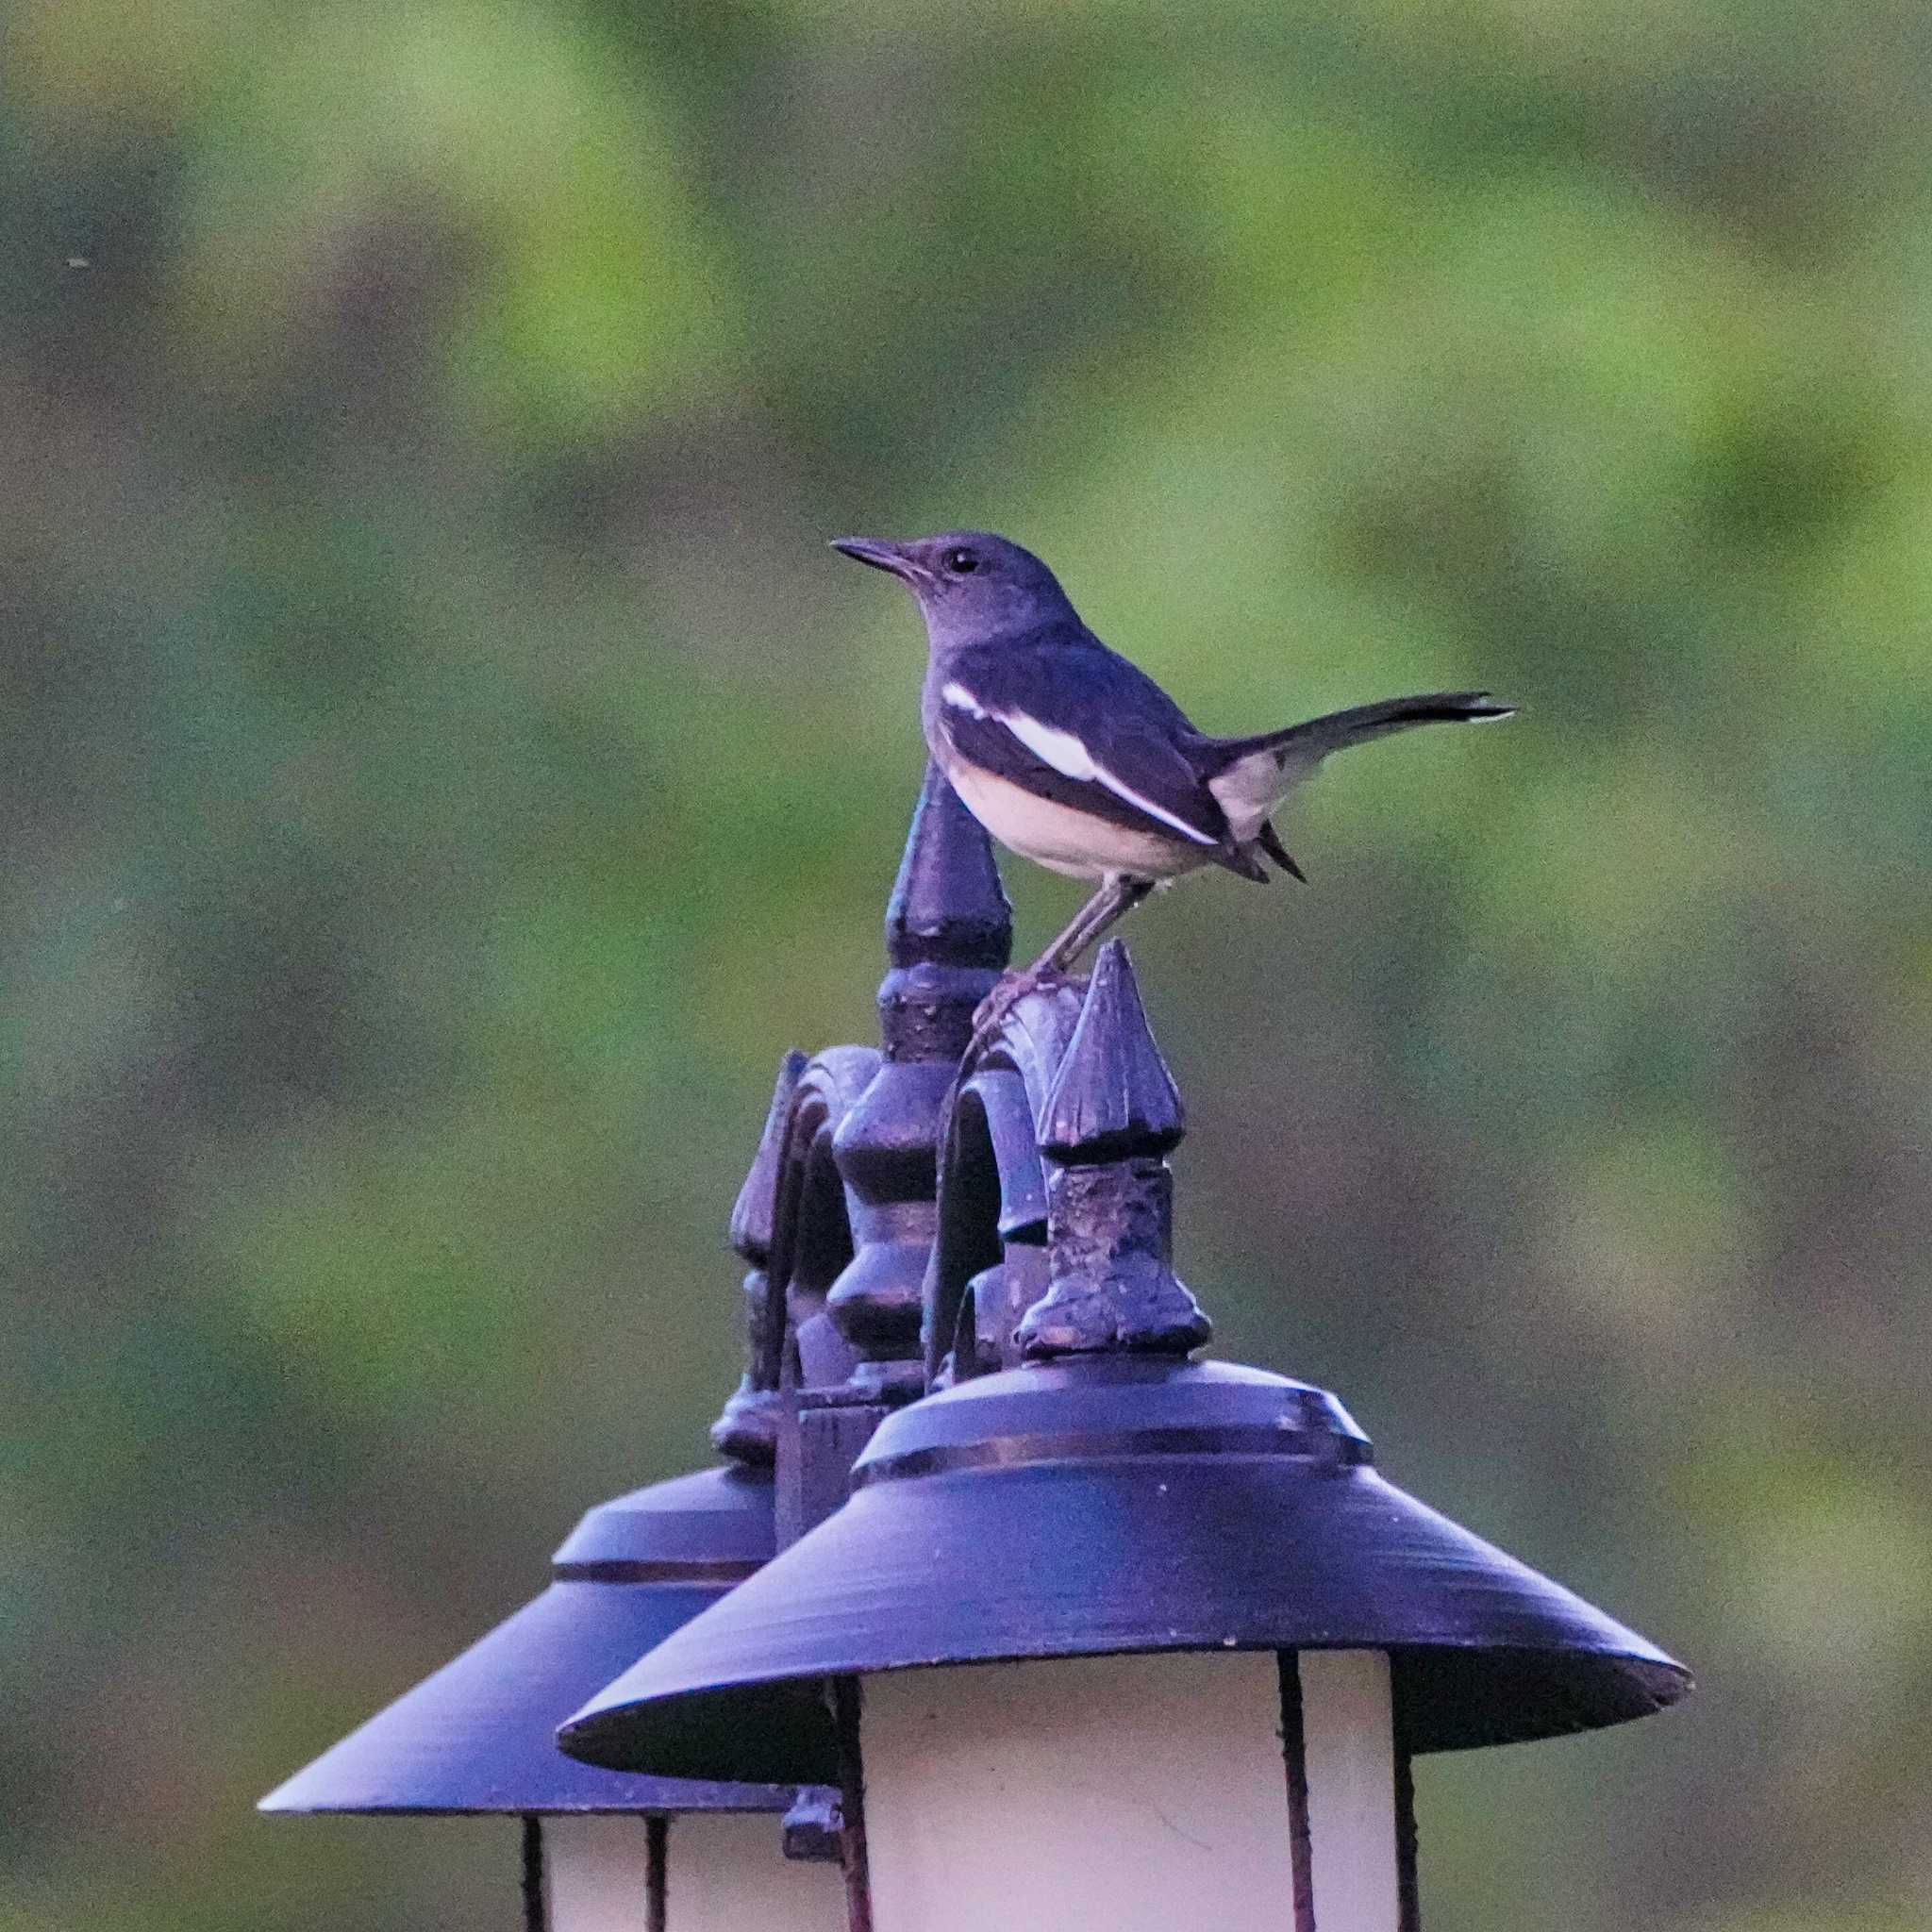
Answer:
5 0 1930 1925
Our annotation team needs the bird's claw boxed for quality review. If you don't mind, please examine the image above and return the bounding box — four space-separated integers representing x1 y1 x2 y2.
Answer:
968 966 1073 1057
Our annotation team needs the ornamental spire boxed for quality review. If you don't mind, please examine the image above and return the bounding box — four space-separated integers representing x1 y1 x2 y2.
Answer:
1018 941 1210 1358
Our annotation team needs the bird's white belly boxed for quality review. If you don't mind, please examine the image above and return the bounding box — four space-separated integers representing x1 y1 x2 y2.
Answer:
943 758 1207 881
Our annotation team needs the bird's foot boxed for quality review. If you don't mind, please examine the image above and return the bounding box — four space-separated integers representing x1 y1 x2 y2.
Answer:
972 967 1047 1035
967 966 1074 1059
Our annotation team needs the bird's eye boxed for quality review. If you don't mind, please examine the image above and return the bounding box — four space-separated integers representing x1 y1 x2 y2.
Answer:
942 547 979 575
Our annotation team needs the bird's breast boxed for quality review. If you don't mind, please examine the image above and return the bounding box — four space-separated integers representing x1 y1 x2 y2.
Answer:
935 745 1207 882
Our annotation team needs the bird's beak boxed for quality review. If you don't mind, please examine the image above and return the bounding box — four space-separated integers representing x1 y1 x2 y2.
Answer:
830 537 928 585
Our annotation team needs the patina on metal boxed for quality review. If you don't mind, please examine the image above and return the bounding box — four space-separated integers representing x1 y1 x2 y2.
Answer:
1016 939 1211 1357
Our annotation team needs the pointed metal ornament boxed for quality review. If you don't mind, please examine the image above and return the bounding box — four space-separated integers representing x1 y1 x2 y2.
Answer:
711 1050 810 1463
884 760 1012 1025
1019 941 1210 1359
824 764 1012 1395
1038 938 1184 1161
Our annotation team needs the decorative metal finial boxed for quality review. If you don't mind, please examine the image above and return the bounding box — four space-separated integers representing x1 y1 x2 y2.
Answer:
881 760 1013 1059
922 983 1086 1385
824 764 1013 1397
709 1050 808 1463
1017 940 1211 1357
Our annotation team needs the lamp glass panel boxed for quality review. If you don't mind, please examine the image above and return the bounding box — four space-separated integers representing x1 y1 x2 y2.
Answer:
1298 1649 1401 1932
860 1651 1298 1932
542 1814 844 1932
667 1814 846 1931
543 1817 653 1932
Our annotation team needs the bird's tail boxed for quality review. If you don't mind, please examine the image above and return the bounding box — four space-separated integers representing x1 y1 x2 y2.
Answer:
1200 691 1515 862
1206 691 1515 774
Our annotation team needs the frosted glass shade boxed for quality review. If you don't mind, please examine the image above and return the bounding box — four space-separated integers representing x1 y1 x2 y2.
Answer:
858 1648 1407 1932
1297 1650 1404 1932
541 1813 845 1932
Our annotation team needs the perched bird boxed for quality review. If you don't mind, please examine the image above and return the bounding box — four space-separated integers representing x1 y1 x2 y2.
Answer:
832 529 1514 999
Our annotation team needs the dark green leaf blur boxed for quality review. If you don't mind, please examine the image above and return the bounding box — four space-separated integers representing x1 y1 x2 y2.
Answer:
6 2 1928 1926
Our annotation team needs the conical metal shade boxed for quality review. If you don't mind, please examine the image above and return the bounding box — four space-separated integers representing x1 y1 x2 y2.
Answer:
558 1358 1690 1783
261 1465 796 1813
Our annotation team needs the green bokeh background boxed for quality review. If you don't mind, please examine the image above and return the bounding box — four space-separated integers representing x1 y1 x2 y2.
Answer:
6 3 1929 1926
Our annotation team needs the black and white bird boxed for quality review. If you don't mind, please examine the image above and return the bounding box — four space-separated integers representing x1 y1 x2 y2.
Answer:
833 529 1514 997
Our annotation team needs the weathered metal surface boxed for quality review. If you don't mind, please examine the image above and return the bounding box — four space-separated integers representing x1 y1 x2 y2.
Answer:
1019 1158 1211 1357
777 1394 892 1554
756 1046 878 1398
1017 940 1211 1357
1275 1656 1316 1932
923 983 1088 1384
923 1068 1029 1384
823 765 1012 1402
710 1051 809 1466
521 1815 543 1932
1035 939 1184 1161
780 1785 844 1863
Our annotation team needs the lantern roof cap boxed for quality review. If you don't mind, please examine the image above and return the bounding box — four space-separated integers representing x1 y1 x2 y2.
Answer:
558 1357 1690 1784
260 1464 798 1815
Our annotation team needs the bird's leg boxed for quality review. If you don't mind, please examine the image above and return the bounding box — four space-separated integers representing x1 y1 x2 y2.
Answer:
968 876 1156 1052
1028 874 1155 978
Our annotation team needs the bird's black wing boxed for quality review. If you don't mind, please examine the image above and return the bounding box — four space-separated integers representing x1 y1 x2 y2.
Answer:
935 632 1235 853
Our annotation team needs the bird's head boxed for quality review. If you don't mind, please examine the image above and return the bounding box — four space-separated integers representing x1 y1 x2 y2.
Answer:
830 530 1075 648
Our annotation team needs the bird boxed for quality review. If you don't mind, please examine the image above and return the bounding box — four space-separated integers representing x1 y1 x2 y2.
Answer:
832 528 1514 1017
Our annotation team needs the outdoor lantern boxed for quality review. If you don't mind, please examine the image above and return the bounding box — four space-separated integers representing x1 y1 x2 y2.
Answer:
558 941 1693 1931
259 1059 848 1932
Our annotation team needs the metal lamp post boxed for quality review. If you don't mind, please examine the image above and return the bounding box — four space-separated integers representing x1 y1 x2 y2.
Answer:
558 880 1692 1928
258 1058 848 1932
258 759 1690 1928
